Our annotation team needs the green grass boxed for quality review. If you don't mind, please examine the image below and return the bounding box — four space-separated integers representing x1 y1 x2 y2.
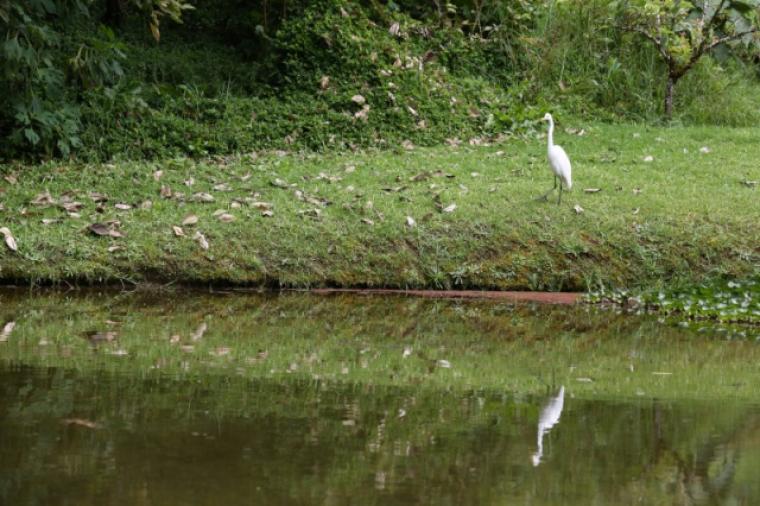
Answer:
0 123 758 290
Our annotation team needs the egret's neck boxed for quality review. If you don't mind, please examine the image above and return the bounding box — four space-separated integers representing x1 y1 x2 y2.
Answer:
546 118 554 150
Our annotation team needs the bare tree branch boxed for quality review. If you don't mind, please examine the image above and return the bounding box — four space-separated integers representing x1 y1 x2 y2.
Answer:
706 27 759 50
623 25 673 64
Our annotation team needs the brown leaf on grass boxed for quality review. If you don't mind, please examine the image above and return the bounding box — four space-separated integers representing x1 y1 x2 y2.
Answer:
0 227 18 252
261 210 274 217
160 185 172 198
61 418 100 429
271 178 289 189
191 322 208 341
410 171 431 182
573 205 584 214
213 183 233 192
182 214 199 226
88 192 108 203
172 226 185 237
218 213 235 223
584 188 602 193
3 174 18 185
114 203 132 210
401 140 415 150
61 201 83 213
0 321 15 342
41 218 59 225
140 200 153 210
184 177 195 187
210 347 231 357
193 192 214 203
169 334 181 344
405 216 416 228
153 170 164 181
320 75 330 90
351 94 366 105
193 231 209 250
88 222 123 238
31 191 56 206
249 201 273 211
107 245 123 253
442 203 457 213
361 218 374 226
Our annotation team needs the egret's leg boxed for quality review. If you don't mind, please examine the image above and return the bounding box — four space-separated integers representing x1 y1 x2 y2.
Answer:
537 176 557 202
557 182 563 205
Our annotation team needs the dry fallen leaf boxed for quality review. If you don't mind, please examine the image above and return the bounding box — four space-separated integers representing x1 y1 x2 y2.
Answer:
41 218 58 225
193 192 214 203
271 178 289 189
248 201 272 211
140 200 153 210
573 205 584 214
191 322 208 341
218 213 235 223
153 170 164 181
633 188 642 195
0 227 18 252
584 188 602 193
0 321 15 342
405 216 416 228
213 183 232 192
182 214 199 226
361 218 374 226
193 231 209 250
437 359 451 369
107 245 123 253
3 174 18 185
442 203 457 213
643 155 654 162
114 203 132 210
61 201 83 213
184 177 195 187
261 210 274 217
401 140 415 150
320 75 330 90
351 94 366 105
62 418 100 429
172 226 185 237
88 222 123 238
31 191 56 206
160 185 172 198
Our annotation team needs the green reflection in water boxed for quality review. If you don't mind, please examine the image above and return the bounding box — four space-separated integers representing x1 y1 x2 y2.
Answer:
1 365 760 505
2 290 760 505
0 289 759 400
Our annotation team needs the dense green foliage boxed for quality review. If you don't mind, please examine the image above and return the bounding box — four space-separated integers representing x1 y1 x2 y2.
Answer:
2 0 760 160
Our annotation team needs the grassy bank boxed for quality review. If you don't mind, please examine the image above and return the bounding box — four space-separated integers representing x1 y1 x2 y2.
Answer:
0 123 758 290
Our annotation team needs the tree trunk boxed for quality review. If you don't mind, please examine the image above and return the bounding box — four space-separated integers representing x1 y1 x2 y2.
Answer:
664 75 676 121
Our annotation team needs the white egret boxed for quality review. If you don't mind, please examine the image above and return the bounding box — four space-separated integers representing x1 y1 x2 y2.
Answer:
531 385 565 467
540 113 572 204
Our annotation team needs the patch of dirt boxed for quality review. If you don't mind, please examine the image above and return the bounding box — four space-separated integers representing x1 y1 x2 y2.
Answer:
310 289 581 304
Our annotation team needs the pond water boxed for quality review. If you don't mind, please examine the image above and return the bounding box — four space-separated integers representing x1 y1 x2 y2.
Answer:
1 289 759 505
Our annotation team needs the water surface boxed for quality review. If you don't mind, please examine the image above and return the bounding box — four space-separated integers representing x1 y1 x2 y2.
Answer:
1 290 759 505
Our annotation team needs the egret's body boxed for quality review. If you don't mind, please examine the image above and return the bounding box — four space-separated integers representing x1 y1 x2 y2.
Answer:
541 113 572 204
531 386 565 467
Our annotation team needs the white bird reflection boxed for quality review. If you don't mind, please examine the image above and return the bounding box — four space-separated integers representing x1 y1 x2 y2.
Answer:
531 386 565 467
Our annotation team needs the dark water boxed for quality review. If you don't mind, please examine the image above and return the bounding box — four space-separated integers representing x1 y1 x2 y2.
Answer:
1 290 760 505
